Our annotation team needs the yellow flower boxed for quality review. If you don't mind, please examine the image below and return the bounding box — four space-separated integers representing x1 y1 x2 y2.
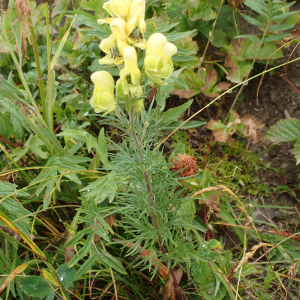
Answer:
90 71 116 113
119 46 141 95
126 0 147 49
144 33 177 85
99 19 128 65
98 0 133 24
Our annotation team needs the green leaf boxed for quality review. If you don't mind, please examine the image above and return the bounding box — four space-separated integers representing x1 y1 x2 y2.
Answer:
80 172 117 203
192 261 211 283
263 33 288 42
56 263 76 287
211 30 227 48
271 10 300 21
68 51 87 68
20 106 63 154
164 121 206 130
198 239 222 259
233 261 259 278
76 254 100 278
17 276 50 299
96 128 109 168
200 278 227 300
80 0 102 11
244 0 269 19
294 139 300 165
268 23 294 32
235 34 261 44
266 118 300 143
164 30 197 42
189 1 217 21
64 227 93 248
98 251 127 274
161 100 193 124
240 14 264 29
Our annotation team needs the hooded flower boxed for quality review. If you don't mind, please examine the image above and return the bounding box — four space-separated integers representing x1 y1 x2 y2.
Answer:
99 18 128 65
90 71 116 113
118 46 141 96
126 0 146 49
98 0 133 24
144 33 177 85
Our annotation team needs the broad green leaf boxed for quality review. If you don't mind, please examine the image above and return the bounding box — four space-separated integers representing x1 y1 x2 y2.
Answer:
211 30 227 48
200 278 227 300
294 139 300 165
17 276 50 299
80 0 102 11
189 1 217 21
161 100 193 124
233 261 259 278
56 263 76 287
198 239 222 259
192 260 212 284
0 114 14 139
76 254 100 278
266 118 300 143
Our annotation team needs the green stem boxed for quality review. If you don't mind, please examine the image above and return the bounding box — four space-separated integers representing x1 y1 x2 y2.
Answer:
128 107 182 300
29 26 48 126
46 1 54 133
0 143 32 182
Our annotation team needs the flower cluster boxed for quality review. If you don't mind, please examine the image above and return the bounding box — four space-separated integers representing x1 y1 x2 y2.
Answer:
90 0 177 114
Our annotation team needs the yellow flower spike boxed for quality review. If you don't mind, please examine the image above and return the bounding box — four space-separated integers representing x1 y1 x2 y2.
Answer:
90 71 116 113
98 0 133 24
119 46 141 95
144 33 177 85
126 0 147 49
99 19 128 65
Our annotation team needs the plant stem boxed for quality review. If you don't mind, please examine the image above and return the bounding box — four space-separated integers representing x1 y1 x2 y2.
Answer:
128 107 182 300
46 1 53 133
29 25 48 126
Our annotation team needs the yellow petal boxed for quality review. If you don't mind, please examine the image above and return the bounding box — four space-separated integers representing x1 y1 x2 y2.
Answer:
103 0 133 20
90 71 116 113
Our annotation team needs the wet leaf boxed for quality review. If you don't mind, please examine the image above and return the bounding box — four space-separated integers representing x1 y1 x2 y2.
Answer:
192 261 211 283
57 263 76 287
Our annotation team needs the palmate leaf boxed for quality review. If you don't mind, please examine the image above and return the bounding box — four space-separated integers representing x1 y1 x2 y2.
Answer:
266 118 300 143
200 278 227 300
192 261 211 283
17 276 50 299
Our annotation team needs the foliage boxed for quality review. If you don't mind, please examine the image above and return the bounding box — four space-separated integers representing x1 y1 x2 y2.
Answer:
0 0 300 299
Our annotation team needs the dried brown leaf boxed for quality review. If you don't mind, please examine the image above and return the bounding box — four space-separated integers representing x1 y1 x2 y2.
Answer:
241 115 264 143
171 89 191 99
163 270 183 300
